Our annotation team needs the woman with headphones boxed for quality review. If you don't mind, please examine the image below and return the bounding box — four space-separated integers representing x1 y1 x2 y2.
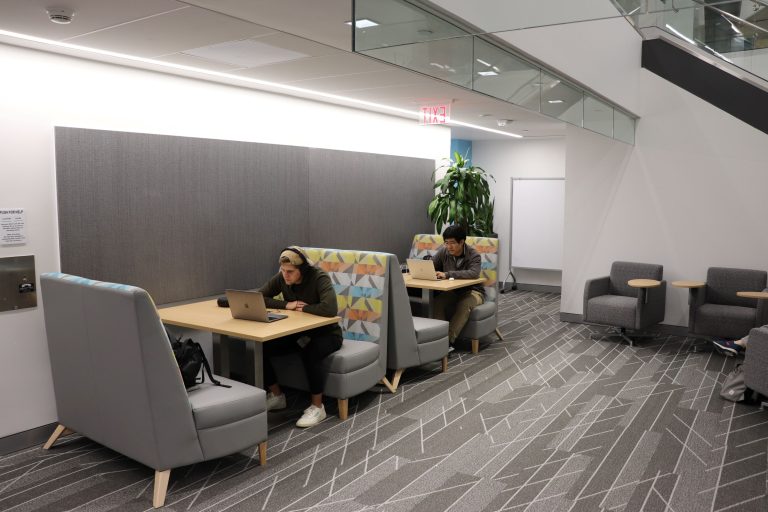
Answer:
257 246 341 428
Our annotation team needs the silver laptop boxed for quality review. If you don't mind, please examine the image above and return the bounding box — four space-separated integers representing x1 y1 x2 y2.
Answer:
225 290 288 322
406 258 440 280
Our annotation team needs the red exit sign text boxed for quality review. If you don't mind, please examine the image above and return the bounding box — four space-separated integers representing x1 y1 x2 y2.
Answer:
420 104 450 125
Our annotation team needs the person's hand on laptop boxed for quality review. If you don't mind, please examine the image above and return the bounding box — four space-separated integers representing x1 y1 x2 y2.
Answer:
436 271 447 280
287 300 308 311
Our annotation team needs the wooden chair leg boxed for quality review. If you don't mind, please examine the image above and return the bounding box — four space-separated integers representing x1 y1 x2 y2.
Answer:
152 469 171 508
391 368 405 391
258 441 267 466
471 339 479 354
338 398 349 420
495 328 503 340
441 355 448 373
380 376 397 394
43 424 73 450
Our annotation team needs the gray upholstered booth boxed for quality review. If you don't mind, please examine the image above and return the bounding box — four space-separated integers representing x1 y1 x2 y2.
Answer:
408 234 502 354
688 267 768 340
583 261 666 346
384 256 450 393
743 325 768 404
270 248 389 419
41 273 268 508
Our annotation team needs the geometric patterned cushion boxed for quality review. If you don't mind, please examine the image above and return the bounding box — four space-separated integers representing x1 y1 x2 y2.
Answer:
301 248 388 344
408 234 499 302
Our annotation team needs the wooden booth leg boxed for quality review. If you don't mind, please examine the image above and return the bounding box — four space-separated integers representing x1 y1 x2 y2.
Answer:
441 356 449 373
338 398 349 420
258 441 268 466
43 424 73 450
380 378 395 394
471 339 480 354
152 469 171 508
495 328 504 340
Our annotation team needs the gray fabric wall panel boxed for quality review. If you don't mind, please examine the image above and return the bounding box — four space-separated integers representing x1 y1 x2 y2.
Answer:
306 147 434 259
55 128 433 305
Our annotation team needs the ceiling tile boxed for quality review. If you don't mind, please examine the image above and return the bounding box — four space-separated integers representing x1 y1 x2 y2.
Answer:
0 0 182 41
235 52 390 82
66 5 274 57
183 0 353 50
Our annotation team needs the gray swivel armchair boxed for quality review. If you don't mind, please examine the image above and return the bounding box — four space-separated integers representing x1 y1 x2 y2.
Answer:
688 267 768 340
41 273 268 508
583 261 666 346
743 325 768 406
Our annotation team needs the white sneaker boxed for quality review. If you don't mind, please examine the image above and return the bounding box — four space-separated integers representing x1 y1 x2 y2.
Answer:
296 404 326 428
266 392 287 411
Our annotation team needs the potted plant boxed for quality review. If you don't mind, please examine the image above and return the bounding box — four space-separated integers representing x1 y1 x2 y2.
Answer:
428 151 495 236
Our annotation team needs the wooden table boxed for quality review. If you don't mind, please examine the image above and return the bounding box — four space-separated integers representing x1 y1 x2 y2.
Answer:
404 274 486 317
671 280 706 289
159 299 340 388
737 291 768 300
628 279 661 304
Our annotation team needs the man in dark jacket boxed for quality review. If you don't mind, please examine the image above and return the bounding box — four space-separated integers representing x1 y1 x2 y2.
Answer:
258 246 341 428
432 225 485 344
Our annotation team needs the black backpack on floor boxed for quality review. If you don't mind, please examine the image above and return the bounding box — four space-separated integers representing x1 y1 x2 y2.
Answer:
166 330 230 389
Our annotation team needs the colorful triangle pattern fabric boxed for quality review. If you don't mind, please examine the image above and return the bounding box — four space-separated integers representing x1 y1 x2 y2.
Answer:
302 247 388 343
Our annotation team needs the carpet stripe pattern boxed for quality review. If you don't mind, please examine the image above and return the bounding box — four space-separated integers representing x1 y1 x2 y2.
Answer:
1 290 766 511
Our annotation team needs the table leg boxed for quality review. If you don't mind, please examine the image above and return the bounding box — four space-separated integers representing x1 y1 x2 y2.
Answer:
253 342 264 389
215 334 230 378
422 288 436 318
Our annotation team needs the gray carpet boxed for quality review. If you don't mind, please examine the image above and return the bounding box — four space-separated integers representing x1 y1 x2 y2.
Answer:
2 290 767 511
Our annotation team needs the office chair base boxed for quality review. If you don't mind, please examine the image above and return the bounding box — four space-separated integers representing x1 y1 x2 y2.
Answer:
591 327 658 347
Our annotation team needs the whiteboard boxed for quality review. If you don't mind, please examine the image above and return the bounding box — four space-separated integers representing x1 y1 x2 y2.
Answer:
510 178 565 270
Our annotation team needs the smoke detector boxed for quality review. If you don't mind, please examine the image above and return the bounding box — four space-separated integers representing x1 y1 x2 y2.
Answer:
47 7 74 24
497 119 512 127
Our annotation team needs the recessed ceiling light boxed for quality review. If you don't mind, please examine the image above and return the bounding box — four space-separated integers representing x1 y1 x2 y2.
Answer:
476 58 491 67
547 99 564 104
429 62 445 69
492 66 500 72
477 71 498 76
184 39 308 68
345 19 379 28
479 114 492 117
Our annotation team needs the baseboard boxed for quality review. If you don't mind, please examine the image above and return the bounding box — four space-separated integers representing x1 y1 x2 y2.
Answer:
559 312 689 337
0 422 57 456
500 283 561 294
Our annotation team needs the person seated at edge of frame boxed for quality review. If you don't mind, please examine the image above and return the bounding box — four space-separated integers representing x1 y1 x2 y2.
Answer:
257 246 342 428
433 225 485 346
711 335 748 357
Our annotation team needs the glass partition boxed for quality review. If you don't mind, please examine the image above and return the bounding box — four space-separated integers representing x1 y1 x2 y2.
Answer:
539 73 583 127
353 0 638 145
584 95 614 137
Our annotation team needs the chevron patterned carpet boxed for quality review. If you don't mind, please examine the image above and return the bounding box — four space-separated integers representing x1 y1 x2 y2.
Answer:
2 290 767 511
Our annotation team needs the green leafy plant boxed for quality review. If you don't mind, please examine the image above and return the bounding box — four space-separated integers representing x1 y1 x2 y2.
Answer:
428 151 495 236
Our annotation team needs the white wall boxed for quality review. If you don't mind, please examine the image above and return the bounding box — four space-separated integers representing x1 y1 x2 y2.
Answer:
0 43 449 439
433 13 768 326
473 138 565 288
563 72 768 325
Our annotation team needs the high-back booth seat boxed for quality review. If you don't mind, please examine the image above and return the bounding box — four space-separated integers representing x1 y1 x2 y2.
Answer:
409 234 502 353
40 273 268 508
270 248 389 418
383 255 450 393
743 325 768 402
583 261 666 346
688 267 768 340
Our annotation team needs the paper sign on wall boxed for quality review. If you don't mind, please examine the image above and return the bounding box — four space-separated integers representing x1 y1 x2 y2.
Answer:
0 208 26 245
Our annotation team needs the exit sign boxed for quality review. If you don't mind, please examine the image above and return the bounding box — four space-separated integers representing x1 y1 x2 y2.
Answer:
420 104 450 125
